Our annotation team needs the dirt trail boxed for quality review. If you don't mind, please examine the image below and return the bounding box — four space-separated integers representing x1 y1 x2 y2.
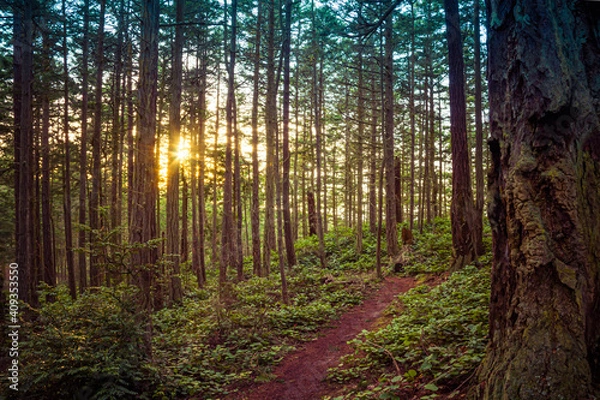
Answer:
234 275 418 400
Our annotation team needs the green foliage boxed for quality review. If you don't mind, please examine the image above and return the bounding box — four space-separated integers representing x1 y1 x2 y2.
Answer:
11 219 490 400
295 225 380 272
0 184 15 265
401 218 453 274
150 262 376 398
327 263 491 399
147 226 378 398
400 218 492 275
15 285 150 400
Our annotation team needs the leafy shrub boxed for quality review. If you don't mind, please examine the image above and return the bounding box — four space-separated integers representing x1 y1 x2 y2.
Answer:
15 284 151 400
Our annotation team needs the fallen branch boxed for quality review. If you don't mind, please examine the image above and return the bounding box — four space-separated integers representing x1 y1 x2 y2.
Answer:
366 340 402 375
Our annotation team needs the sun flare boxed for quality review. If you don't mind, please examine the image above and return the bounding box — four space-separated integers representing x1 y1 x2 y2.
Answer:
176 138 190 161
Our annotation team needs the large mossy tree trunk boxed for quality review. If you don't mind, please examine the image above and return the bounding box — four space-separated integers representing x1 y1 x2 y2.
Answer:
476 1 600 398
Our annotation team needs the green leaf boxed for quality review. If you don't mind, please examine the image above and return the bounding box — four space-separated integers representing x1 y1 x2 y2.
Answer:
405 369 417 378
424 383 439 392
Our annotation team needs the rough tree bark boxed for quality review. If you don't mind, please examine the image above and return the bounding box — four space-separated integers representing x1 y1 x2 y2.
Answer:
250 0 263 276
307 191 318 236
14 0 34 304
197 53 207 285
221 0 238 284
125 32 134 248
444 0 477 271
356 50 364 254
131 0 160 314
475 0 600 398
78 0 90 293
212 70 220 272
90 0 106 287
263 0 277 275
383 12 400 259
312 43 326 269
62 0 76 299
234 47 244 281
41 22 55 287
192 47 207 287
166 0 183 304
394 156 402 224
408 2 416 232
473 0 484 256
369 78 378 235
282 0 296 268
109 0 125 287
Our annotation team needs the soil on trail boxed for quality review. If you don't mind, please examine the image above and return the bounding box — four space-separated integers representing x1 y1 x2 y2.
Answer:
234 275 418 400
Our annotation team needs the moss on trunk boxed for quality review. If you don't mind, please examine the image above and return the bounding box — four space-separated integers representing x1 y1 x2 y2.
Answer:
475 0 600 398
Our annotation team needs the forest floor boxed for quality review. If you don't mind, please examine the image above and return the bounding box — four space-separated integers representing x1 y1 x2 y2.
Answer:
231 274 439 400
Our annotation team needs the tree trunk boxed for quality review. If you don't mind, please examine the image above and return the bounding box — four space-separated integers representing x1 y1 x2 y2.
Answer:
475 1 600 398
383 13 399 259
307 191 318 236
311 0 326 269
90 0 106 287
313 64 326 268
356 50 364 254
126 38 134 250
444 0 477 271
234 71 243 280
319 65 328 235
78 0 90 293
41 23 55 287
293 61 301 241
190 74 202 286
437 97 444 218
212 70 220 271
376 159 384 279
33 139 41 296
193 50 208 287
473 0 484 255
408 2 416 232
429 59 437 222
181 172 188 264
109 0 126 287
14 0 34 304
221 0 238 284
263 0 277 275
417 103 425 233
250 0 263 276
394 156 402 224
282 0 296 268
62 0 76 299
369 78 378 235
276 97 289 304
166 0 184 304
424 35 434 226
131 0 160 314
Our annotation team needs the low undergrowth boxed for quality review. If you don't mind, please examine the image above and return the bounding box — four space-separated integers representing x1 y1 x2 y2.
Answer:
2 219 489 400
401 218 491 275
5 227 380 400
151 263 376 399
325 261 491 400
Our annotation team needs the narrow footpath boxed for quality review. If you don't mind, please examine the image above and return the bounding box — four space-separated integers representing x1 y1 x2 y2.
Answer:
234 275 418 400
